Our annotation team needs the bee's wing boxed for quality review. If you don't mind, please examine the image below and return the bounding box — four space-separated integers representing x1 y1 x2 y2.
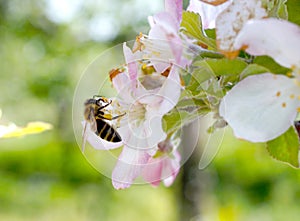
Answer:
81 121 88 153
89 115 97 132
82 114 97 152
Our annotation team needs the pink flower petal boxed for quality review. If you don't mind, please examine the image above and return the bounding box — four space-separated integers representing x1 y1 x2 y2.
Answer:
220 73 300 142
165 0 183 28
162 150 181 187
234 18 300 68
112 147 150 189
142 157 163 187
123 43 142 81
112 72 136 103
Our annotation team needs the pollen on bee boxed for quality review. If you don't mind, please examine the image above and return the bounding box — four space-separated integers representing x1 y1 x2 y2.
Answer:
276 91 281 97
282 102 286 108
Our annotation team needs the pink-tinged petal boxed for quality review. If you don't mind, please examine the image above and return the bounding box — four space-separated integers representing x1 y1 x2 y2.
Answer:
123 42 139 80
162 150 181 187
234 18 300 68
142 158 163 187
216 0 266 52
112 147 150 189
152 12 178 35
187 0 232 29
112 72 136 103
118 114 167 150
82 121 123 150
220 73 300 142
144 114 167 146
155 66 182 114
165 0 183 28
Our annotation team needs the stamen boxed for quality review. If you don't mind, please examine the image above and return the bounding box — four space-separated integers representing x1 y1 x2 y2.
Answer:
282 102 286 108
290 94 295 99
276 91 281 97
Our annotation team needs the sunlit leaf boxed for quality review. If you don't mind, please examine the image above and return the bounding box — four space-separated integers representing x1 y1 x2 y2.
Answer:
239 64 270 80
253 56 291 75
286 0 300 26
266 127 299 168
264 0 288 19
181 11 216 50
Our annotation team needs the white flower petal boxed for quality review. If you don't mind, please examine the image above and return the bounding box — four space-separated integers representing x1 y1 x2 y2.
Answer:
82 121 123 150
112 72 136 103
220 73 300 142
156 66 182 114
234 18 300 68
216 0 266 52
187 0 232 29
112 147 150 189
162 150 181 187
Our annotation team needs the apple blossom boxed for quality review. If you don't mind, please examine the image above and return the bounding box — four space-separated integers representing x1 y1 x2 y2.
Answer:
84 42 183 189
139 0 190 73
220 18 300 142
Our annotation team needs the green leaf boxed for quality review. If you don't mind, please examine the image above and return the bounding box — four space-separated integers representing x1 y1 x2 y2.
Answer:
163 103 210 134
287 0 300 26
266 127 299 168
253 56 291 75
181 11 216 50
239 64 270 80
264 0 288 20
190 58 248 85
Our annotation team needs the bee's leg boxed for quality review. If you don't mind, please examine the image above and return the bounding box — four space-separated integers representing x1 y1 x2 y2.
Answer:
100 112 126 120
110 112 126 120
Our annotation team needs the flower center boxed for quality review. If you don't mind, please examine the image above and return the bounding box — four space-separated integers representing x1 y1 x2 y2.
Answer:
128 102 147 128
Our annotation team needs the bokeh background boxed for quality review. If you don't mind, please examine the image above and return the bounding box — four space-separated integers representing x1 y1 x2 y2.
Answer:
1 0 300 220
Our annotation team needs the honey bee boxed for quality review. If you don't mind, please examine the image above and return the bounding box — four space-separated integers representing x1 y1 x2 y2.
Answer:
82 95 125 152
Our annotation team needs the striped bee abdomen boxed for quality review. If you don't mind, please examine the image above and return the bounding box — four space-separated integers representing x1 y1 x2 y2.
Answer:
95 119 121 142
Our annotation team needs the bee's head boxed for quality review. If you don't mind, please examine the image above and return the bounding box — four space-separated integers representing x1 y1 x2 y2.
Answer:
84 98 98 105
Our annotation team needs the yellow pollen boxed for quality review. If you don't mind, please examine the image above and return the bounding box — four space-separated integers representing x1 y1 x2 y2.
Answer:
290 94 295 99
291 64 296 70
298 95 300 100
282 102 286 108
286 72 293 77
276 91 281 97
297 107 300 112
132 32 145 52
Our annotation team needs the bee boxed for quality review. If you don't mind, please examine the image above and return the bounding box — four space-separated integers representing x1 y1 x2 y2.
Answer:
82 95 125 152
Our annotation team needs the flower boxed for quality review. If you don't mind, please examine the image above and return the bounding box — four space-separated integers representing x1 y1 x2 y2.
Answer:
219 18 300 142
142 138 181 187
85 42 183 189
139 0 190 73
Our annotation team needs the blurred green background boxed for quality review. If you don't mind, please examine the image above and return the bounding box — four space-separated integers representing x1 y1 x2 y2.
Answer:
1 0 300 220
